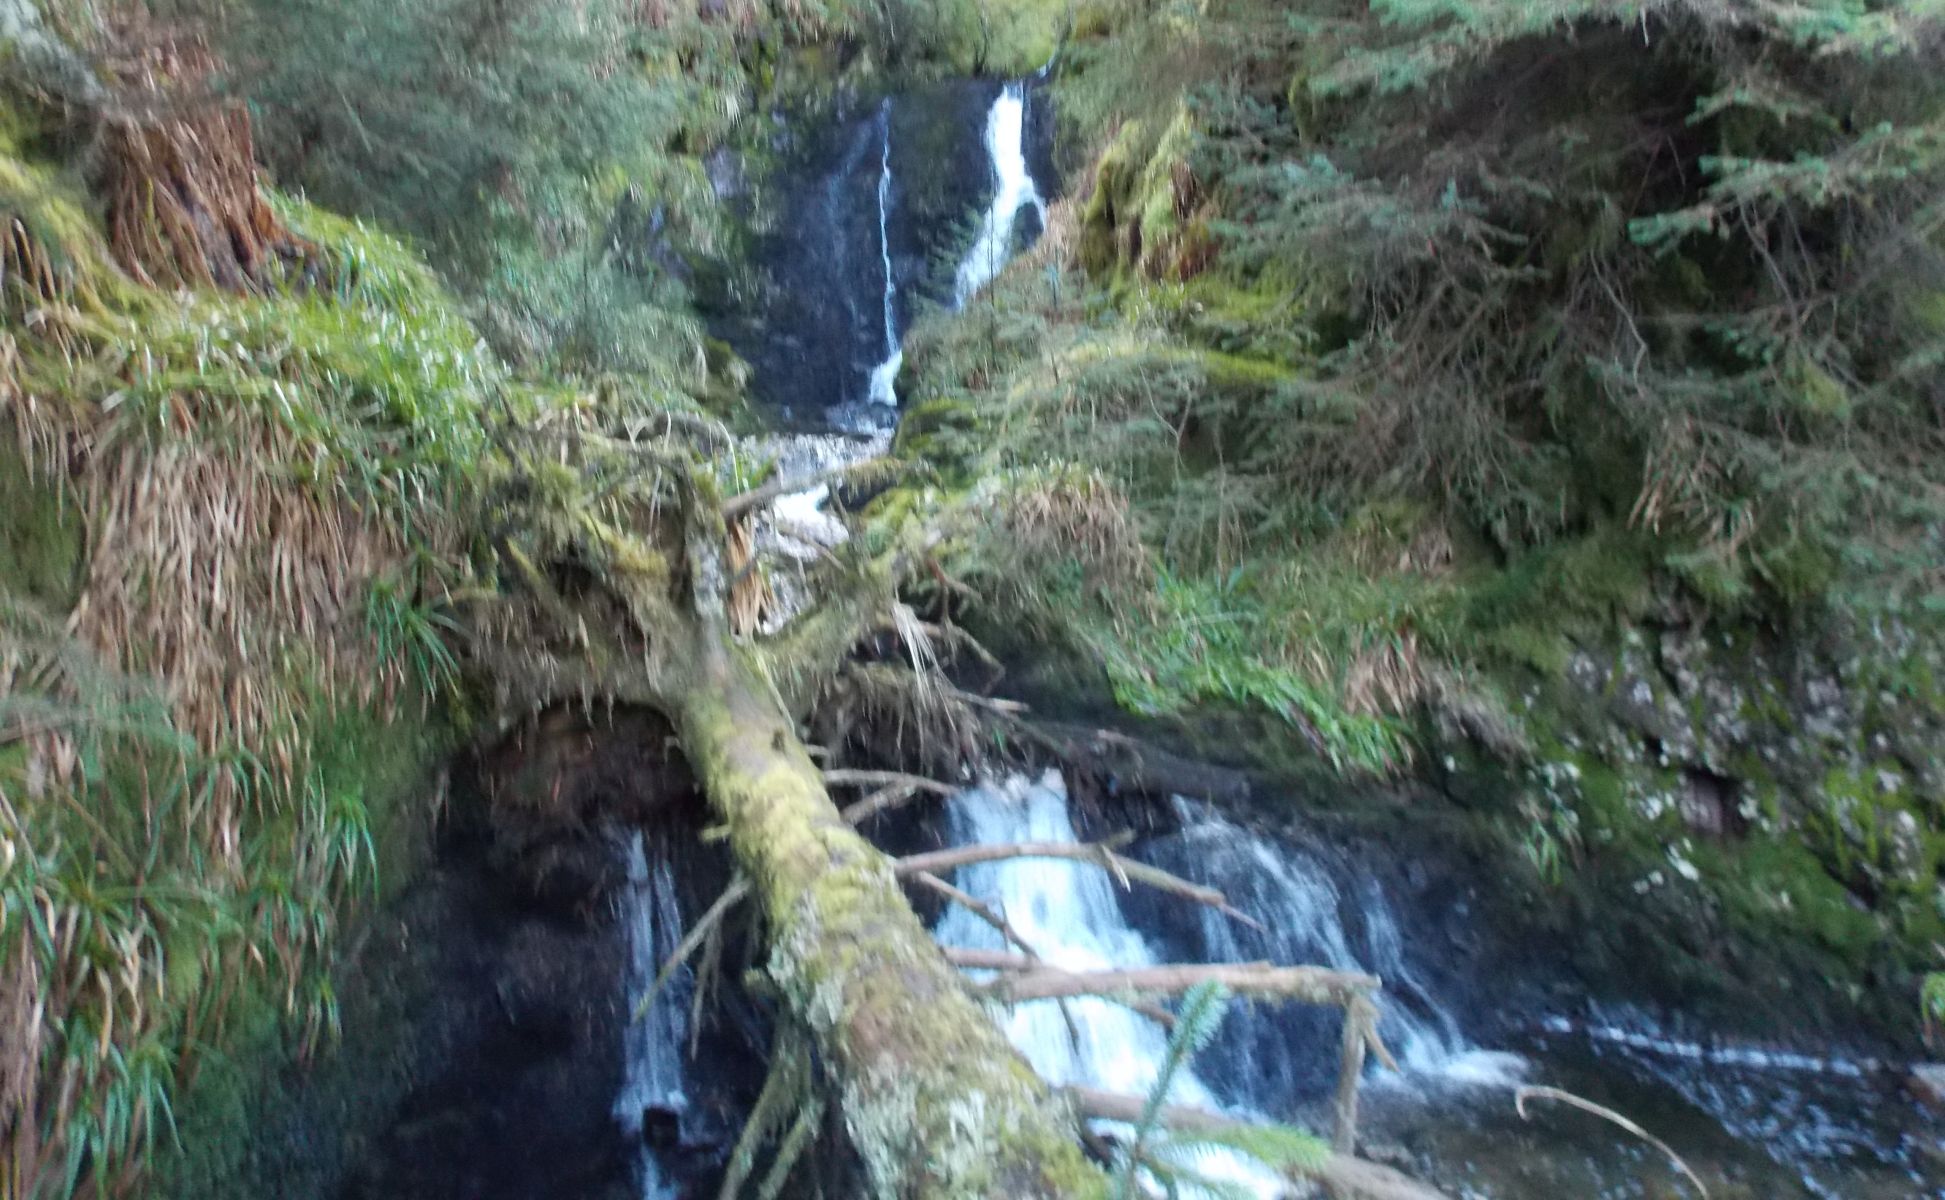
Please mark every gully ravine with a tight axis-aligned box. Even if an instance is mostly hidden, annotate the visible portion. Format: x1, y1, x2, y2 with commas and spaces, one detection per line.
274, 76, 1941, 1200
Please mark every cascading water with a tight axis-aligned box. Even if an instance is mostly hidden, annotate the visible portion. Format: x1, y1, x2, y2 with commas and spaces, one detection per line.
952, 81, 1048, 310
1131, 802, 1523, 1112
614, 834, 692, 1200
863, 101, 902, 417
934, 771, 1286, 1197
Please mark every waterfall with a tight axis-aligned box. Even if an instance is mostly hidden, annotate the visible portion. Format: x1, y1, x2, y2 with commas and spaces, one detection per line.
864, 101, 902, 415
1135, 802, 1524, 1111
952, 81, 1048, 309
935, 771, 1286, 1197
614, 834, 691, 1200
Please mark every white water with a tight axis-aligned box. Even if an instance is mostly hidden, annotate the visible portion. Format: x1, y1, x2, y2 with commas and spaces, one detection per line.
952, 82, 1048, 310
739, 430, 889, 632
864, 101, 903, 414
935, 771, 1286, 1197
1152, 802, 1523, 1091
615, 835, 689, 1200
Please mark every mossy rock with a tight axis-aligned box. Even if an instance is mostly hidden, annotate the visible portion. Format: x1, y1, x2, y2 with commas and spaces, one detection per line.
1076, 105, 1205, 281
0, 439, 85, 610
1079, 119, 1147, 276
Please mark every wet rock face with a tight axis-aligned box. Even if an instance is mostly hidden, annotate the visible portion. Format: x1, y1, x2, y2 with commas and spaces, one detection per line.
472, 708, 707, 916
702, 77, 1054, 428
196, 712, 764, 1200
339, 818, 759, 1200
1428, 609, 1945, 1042
338, 837, 637, 1200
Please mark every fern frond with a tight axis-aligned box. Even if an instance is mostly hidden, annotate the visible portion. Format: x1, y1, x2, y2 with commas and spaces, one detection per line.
1156, 1121, 1332, 1175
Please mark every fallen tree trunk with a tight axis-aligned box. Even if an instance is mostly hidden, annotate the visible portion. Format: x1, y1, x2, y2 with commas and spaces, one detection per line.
473, 431, 1446, 1199
1065, 1088, 1453, 1200
674, 644, 1109, 1198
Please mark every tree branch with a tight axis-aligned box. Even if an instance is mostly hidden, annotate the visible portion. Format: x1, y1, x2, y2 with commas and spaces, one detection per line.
941, 948, 1179, 1030
1516, 1086, 1710, 1198
827, 767, 959, 825
723, 465, 853, 521
637, 875, 751, 1017
1064, 1088, 1453, 1200
895, 841, 1263, 929
825, 768, 959, 794
944, 953, 1380, 1008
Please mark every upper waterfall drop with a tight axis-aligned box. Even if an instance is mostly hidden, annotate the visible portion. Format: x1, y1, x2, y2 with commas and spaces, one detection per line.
953, 81, 1048, 310
864, 101, 902, 414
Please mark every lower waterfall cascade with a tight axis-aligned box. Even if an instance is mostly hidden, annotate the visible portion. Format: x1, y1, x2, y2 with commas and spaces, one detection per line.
920, 770, 1941, 1199
615, 834, 695, 1200
933, 771, 1289, 1197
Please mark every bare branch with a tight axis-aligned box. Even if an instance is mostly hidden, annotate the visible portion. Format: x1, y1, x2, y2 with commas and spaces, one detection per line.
723, 465, 854, 521
894, 840, 1262, 928
913, 874, 1044, 961
940, 948, 1179, 1030
1516, 1086, 1710, 1198
1064, 1088, 1453, 1200
636, 875, 751, 1018
946, 954, 1379, 1008
827, 768, 959, 824
825, 768, 959, 794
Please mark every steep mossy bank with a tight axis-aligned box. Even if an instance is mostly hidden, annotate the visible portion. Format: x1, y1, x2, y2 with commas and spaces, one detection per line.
0, 113, 484, 1191
889, 0, 1945, 1044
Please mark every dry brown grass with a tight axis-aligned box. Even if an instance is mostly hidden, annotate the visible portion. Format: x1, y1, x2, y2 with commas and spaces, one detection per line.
994, 467, 1153, 605
0, 58, 453, 1190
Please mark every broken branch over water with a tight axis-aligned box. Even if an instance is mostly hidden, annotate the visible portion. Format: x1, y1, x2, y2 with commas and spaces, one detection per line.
943, 950, 1380, 1008
895, 839, 1263, 928
1516, 1085, 1710, 1198
1065, 1087, 1453, 1200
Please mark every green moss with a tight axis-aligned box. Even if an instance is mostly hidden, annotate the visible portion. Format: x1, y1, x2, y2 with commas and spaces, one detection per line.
1461, 524, 1658, 661
0, 440, 84, 610
1710, 838, 1885, 973
678, 658, 1109, 1197
1080, 120, 1147, 276
968, 0, 1069, 76
152, 706, 442, 1200
1132, 104, 1196, 276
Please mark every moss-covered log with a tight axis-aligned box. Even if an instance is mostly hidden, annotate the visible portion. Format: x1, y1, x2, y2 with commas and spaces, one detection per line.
674, 643, 1108, 1198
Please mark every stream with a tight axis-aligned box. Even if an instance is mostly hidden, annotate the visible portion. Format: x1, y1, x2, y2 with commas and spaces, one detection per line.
614, 73, 1945, 1200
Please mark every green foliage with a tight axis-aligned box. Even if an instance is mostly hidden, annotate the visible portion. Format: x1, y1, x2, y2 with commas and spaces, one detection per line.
200, 0, 717, 380
1085, 569, 1410, 774
362, 576, 462, 704
0, 113, 497, 1192
1116, 981, 1227, 1199
896, 0, 1945, 806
